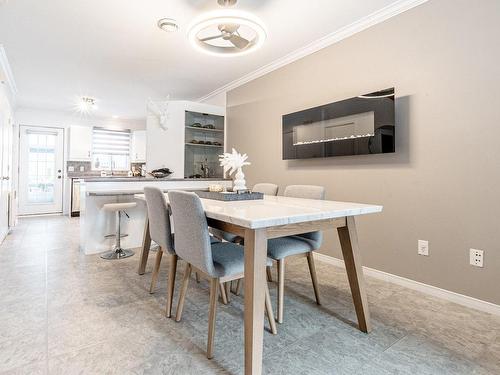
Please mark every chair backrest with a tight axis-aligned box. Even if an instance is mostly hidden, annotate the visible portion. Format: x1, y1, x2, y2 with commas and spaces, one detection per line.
284, 185, 325, 244
283, 185, 325, 200
143, 187, 174, 254
253, 183, 279, 196
168, 190, 216, 276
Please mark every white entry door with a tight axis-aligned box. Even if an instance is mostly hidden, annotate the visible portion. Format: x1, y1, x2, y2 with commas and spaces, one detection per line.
18, 126, 64, 215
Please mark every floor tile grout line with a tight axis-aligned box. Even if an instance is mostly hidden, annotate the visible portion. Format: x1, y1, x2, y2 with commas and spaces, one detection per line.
380, 334, 408, 354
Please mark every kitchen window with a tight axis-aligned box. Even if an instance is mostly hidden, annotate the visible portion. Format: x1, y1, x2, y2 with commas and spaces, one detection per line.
92, 127, 131, 171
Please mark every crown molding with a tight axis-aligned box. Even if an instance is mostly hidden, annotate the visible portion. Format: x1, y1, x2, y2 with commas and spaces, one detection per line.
198, 0, 429, 103
0, 44, 18, 104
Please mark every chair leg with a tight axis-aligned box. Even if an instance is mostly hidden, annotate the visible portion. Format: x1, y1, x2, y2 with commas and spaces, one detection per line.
266, 266, 273, 282
175, 263, 192, 322
234, 279, 242, 296
224, 282, 231, 303
219, 282, 228, 304
207, 278, 219, 359
195, 272, 200, 283
277, 258, 285, 324
165, 254, 178, 318
264, 283, 277, 335
149, 248, 163, 294
306, 252, 321, 305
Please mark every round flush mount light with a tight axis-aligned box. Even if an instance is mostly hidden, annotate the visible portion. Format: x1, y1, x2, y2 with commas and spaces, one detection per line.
157, 18, 179, 33
188, 11, 266, 57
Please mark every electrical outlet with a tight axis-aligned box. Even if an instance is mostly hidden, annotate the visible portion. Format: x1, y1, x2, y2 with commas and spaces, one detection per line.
418, 240, 429, 256
79, 166, 85, 172
470, 249, 484, 267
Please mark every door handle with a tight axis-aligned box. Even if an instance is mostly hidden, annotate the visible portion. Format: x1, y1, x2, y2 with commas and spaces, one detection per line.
2, 177, 9, 180
57, 176, 62, 179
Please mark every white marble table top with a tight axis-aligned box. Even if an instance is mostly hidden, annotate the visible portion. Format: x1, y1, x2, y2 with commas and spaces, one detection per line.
134, 193, 382, 229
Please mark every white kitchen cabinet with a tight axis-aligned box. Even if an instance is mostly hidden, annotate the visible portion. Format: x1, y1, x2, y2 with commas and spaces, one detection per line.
68, 125, 93, 161
131, 130, 146, 162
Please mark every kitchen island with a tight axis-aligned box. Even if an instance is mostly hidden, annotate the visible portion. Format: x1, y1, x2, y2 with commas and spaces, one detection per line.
79, 177, 231, 255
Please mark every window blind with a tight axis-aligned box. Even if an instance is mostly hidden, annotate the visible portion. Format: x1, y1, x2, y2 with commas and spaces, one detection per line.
92, 127, 131, 155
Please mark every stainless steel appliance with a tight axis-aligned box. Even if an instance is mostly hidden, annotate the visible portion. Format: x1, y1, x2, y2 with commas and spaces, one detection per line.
70, 178, 83, 217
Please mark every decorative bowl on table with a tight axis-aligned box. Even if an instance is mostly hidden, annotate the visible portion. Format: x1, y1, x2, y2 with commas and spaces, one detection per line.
149, 168, 173, 179
191, 123, 202, 128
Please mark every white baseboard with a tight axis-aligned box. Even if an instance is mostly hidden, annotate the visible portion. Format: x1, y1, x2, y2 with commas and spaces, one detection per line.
313, 252, 500, 316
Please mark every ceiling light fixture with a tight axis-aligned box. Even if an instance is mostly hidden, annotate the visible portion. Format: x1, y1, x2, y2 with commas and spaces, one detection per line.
157, 18, 179, 33
188, 0, 266, 57
74, 96, 98, 116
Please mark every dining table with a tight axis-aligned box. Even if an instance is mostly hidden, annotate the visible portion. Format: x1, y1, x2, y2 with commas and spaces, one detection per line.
134, 192, 383, 375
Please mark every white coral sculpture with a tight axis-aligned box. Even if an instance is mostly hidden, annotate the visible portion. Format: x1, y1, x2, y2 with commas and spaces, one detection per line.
219, 148, 251, 191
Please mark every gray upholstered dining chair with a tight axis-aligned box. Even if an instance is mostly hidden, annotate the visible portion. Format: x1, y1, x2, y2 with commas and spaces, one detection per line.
252, 182, 279, 196
210, 182, 279, 299
168, 190, 277, 359
267, 184, 325, 323
144, 187, 219, 313
143, 186, 177, 318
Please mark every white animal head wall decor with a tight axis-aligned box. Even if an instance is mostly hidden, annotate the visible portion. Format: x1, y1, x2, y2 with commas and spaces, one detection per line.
147, 97, 170, 130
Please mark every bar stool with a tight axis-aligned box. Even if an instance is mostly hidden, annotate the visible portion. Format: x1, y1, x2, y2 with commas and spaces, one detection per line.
100, 202, 137, 260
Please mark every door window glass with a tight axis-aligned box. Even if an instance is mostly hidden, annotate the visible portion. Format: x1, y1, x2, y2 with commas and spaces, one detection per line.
27, 132, 56, 204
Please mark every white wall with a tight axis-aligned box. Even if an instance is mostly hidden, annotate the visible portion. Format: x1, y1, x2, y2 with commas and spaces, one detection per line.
0, 83, 15, 235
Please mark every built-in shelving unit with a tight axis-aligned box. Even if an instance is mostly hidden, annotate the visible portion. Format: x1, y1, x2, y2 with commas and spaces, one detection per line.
184, 111, 224, 179
185, 126, 224, 133
185, 143, 224, 148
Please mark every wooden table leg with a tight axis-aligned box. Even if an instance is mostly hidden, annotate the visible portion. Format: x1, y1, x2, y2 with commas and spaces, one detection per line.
244, 228, 267, 375
137, 216, 151, 275
337, 216, 372, 333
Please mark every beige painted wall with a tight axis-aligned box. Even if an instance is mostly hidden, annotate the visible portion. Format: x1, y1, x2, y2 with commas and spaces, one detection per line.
226, 0, 500, 304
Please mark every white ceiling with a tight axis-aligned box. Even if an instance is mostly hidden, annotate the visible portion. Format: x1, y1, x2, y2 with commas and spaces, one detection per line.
0, 0, 402, 119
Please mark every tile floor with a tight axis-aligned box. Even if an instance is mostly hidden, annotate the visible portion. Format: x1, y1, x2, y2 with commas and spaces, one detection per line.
0, 215, 499, 374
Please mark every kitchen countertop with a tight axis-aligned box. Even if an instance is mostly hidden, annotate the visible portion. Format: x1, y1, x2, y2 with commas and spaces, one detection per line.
87, 188, 211, 196
81, 177, 231, 182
